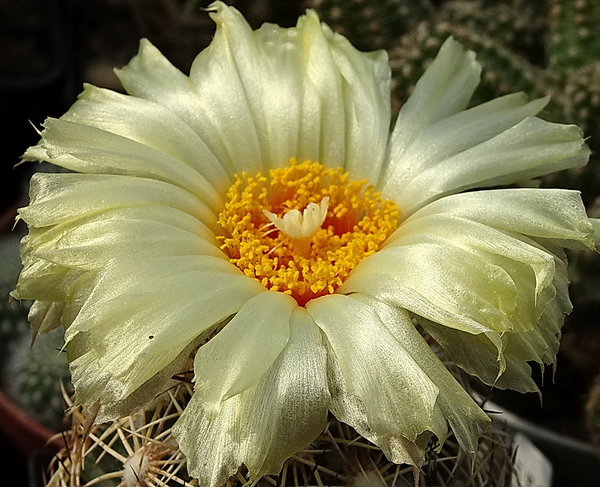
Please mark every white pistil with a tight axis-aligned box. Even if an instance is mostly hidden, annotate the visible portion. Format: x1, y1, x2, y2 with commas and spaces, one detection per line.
263, 197, 330, 240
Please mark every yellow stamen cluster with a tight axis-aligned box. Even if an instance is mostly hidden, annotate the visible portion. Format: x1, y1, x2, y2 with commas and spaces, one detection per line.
218, 159, 399, 306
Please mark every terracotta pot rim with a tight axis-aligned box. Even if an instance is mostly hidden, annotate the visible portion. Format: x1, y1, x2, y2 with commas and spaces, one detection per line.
0, 387, 64, 456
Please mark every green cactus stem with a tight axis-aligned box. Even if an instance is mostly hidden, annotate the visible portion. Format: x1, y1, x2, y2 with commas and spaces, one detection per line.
309, 0, 433, 52
547, 0, 600, 72
1, 232, 71, 431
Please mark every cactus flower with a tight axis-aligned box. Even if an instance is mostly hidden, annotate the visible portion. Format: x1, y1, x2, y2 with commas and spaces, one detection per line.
13, 2, 599, 486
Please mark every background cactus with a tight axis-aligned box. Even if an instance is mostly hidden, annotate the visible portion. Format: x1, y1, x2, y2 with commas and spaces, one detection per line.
0, 235, 30, 362
309, 0, 434, 52
2, 327, 72, 432
547, 0, 600, 72
0, 229, 71, 432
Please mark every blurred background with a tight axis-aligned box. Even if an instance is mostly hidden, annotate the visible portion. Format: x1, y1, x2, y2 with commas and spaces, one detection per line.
2, 1, 600, 486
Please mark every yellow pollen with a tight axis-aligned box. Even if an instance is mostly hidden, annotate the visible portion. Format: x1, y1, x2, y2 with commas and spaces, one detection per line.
218, 159, 399, 306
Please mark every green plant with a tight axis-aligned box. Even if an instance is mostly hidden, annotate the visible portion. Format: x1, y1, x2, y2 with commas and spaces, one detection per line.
0, 232, 71, 431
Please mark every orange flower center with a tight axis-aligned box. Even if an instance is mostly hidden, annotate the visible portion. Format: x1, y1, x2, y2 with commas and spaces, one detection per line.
218, 159, 399, 306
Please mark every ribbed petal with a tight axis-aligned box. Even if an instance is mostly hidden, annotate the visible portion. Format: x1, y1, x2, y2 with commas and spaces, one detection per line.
307, 294, 446, 445
58, 84, 231, 195
415, 244, 571, 393
306, 19, 391, 179
174, 307, 330, 487
192, 291, 296, 411
394, 118, 589, 215
29, 217, 222, 271
183, 5, 264, 176
80, 340, 196, 423
112, 36, 256, 176
66, 256, 264, 420
340, 241, 516, 338
417, 260, 563, 393
323, 340, 431, 466
18, 172, 216, 230
25, 217, 220, 273
411, 188, 596, 249
384, 216, 563, 344
25, 118, 223, 212
382, 36, 480, 187
239, 308, 330, 478
383, 92, 547, 197
116, 2, 390, 179
386, 213, 555, 300
357, 295, 490, 455
16, 254, 83, 303
420, 318, 538, 393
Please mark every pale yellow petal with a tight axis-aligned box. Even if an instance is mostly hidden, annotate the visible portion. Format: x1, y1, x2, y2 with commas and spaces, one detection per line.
307, 294, 444, 442
192, 291, 296, 410
174, 307, 330, 487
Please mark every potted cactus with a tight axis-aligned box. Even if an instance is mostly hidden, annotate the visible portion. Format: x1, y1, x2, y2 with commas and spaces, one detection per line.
8, 2, 600, 487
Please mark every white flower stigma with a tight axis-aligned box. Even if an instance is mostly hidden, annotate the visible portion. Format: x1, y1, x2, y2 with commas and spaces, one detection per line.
263, 197, 330, 240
